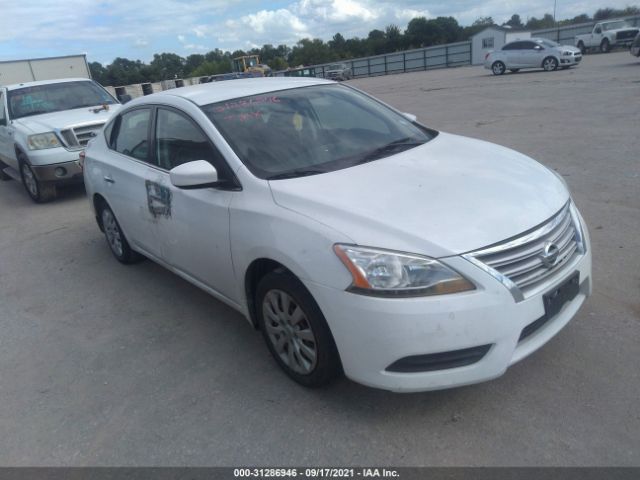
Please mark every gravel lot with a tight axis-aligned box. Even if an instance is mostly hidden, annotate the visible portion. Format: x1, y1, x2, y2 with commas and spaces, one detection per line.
0, 51, 638, 466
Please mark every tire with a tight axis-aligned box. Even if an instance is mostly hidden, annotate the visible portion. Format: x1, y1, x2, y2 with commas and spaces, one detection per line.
256, 271, 341, 387
98, 203, 143, 264
0, 161, 11, 181
542, 56, 559, 72
19, 157, 56, 203
600, 38, 610, 53
509, 69, 520, 73
491, 61, 506, 75
577, 41, 586, 54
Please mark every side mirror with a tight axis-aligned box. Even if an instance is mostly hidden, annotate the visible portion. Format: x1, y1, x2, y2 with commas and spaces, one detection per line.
402, 112, 417, 122
595, 28, 601, 34
534, 45, 543, 50
170, 160, 218, 189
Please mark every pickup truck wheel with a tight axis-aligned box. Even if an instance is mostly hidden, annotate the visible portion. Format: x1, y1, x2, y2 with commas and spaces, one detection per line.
20, 160, 56, 203
0, 161, 11, 181
600, 38, 610, 53
542, 56, 559, 72
99, 204, 143, 264
491, 61, 506, 75
577, 41, 586, 54
256, 271, 341, 387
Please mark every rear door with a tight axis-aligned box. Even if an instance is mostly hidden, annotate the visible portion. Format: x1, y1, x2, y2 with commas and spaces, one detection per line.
151, 106, 239, 302
0, 90, 15, 167
502, 42, 522, 67
101, 106, 163, 258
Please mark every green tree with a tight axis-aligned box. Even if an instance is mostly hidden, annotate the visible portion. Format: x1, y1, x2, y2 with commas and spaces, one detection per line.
505, 14, 524, 28
150, 52, 185, 79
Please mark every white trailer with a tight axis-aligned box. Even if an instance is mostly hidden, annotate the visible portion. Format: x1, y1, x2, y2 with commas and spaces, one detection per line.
0, 54, 91, 85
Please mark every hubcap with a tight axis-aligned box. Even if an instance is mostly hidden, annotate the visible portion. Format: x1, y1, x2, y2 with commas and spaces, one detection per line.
262, 289, 317, 375
102, 209, 124, 257
544, 59, 555, 71
493, 63, 503, 74
22, 164, 38, 197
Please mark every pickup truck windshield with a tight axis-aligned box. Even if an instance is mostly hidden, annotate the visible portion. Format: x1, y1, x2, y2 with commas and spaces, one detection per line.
202, 84, 436, 180
8, 81, 117, 120
602, 21, 631, 31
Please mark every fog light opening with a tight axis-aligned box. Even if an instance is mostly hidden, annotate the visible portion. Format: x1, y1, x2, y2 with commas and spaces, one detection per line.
54, 167, 67, 177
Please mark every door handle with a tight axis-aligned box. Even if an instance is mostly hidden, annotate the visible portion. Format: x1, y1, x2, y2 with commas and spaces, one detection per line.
103, 176, 115, 184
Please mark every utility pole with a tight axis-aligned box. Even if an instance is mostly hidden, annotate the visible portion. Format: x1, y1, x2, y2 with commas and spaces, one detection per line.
554, 0, 560, 41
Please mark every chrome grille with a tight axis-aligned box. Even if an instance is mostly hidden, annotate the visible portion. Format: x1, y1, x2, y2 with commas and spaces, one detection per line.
60, 122, 105, 149
465, 202, 584, 299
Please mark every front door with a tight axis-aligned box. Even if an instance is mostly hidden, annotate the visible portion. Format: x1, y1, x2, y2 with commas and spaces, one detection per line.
151, 106, 238, 302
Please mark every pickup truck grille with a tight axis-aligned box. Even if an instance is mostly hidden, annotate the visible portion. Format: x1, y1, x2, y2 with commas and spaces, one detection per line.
465, 202, 584, 299
616, 29, 639, 41
60, 122, 105, 149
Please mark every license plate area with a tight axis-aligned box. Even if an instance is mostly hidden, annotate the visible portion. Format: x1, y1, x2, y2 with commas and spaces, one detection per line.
543, 272, 580, 319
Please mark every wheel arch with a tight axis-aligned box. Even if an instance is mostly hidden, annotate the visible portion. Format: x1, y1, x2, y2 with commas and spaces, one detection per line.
93, 193, 110, 232
244, 258, 296, 329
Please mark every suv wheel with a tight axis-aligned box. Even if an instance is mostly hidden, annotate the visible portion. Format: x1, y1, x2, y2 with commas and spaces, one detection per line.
256, 271, 341, 387
600, 38, 610, 53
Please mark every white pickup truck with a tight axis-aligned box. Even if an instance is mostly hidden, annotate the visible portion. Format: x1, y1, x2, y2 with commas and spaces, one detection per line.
575, 20, 640, 53
0, 78, 121, 202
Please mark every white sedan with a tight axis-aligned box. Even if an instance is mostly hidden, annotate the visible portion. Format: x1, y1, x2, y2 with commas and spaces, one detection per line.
485, 38, 582, 75
83, 78, 591, 392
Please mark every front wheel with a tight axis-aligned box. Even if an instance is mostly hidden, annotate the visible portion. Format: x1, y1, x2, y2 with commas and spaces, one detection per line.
491, 61, 506, 75
600, 38, 610, 53
542, 56, 559, 72
20, 160, 56, 203
256, 271, 341, 387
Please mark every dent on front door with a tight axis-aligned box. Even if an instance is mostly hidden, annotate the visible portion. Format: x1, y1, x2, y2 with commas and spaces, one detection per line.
145, 180, 172, 218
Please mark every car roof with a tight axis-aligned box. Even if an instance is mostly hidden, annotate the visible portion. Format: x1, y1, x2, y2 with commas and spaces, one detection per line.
3, 77, 93, 91
148, 77, 335, 106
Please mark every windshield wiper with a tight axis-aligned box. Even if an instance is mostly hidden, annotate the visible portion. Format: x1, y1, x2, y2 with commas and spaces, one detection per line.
267, 168, 327, 180
355, 137, 425, 165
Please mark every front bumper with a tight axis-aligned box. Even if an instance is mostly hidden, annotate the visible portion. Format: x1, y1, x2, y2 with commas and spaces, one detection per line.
26, 148, 84, 184
560, 54, 582, 66
306, 230, 592, 393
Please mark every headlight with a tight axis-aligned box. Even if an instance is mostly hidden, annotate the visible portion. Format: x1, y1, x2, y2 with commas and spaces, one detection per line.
333, 244, 475, 297
27, 132, 61, 150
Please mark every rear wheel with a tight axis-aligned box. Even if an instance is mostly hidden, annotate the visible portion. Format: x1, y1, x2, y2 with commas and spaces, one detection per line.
99, 203, 143, 264
600, 38, 610, 53
20, 158, 56, 203
491, 61, 506, 75
256, 271, 341, 387
542, 56, 558, 72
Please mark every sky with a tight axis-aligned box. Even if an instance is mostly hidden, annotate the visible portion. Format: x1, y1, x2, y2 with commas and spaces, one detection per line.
0, 0, 637, 64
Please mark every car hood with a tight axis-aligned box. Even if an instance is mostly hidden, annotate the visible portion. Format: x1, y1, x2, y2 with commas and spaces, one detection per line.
13, 104, 121, 134
269, 132, 569, 258
559, 45, 581, 53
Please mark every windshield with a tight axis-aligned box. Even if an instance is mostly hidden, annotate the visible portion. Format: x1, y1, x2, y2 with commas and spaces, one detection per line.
202, 84, 436, 180
7, 81, 117, 120
537, 39, 559, 48
602, 21, 631, 31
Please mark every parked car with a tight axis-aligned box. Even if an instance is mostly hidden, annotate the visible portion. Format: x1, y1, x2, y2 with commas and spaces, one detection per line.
325, 63, 352, 81
0, 78, 120, 202
84, 78, 591, 392
631, 32, 640, 57
485, 38, 582, 75
575, 20, 639, 53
